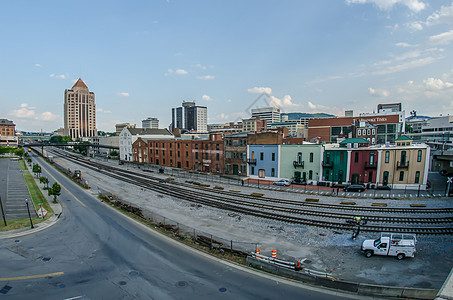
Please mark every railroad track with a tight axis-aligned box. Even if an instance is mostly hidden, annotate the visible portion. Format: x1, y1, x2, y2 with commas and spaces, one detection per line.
45, 148, 453, 235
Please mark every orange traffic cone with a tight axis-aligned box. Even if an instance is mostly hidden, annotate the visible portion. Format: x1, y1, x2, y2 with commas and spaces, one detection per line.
272, 249, 277, 259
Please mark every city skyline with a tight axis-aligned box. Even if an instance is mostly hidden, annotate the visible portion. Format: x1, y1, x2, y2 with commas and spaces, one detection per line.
2, 0, 453, 132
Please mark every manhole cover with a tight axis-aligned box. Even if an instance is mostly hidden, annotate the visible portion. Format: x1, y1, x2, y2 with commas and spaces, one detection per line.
42, 257, 51, 262
219, 287, 227, 293
119, 281, 127, 286
0, 285, 12, 294
14, 240, 20, 243
129, 271, 139, 277
177, 281, 187, 287
303, 259, 312, 264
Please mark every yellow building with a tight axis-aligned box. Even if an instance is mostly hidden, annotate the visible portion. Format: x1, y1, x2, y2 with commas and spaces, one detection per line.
377, 136, 430, 189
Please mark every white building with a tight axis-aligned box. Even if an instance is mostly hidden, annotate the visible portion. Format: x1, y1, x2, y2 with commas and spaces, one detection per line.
85, 136, 119, 157
119, 128, 174, 161
251, 107, 281, 128
142, 117, 159, 129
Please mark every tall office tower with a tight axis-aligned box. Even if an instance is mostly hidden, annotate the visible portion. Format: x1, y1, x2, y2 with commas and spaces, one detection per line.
251, 106, 281, 128
64, 78, 97, 140
142, 117, 159, 129
171, 101, 207, 133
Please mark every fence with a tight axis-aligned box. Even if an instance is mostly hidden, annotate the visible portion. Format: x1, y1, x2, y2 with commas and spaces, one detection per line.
122, 161, 449, 199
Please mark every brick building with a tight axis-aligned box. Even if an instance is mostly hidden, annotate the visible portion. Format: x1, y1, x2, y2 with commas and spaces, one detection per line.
0, 119, 17, 147
224, 133, 248, 176
308, 113, 404, 144
134, 133, 224, 173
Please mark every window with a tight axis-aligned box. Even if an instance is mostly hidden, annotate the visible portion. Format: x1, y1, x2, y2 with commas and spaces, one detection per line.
340, 152, 344, 163
216, 144, 219, 150
401, 151, 407, 164
195, 144, 198, 149
399, 171, 404, 181
260, 152, 264, 160
417, 150, 422, 162
271, 168, 275, 177
297, 152, 302, 163
186, 161, 189, 168
205, 153, 208, 160
251, 166, 255, 175
357, 129, 361, 136
272, 153, 275, 161
385, 151, 390, 163
415, 171, 420, 184
369, 152, 375, 164
195, 152, 198, 159
310, 152, 314, 163
354, 152, 359, 163
216, 153, 219, 161
309, 170, 313, 180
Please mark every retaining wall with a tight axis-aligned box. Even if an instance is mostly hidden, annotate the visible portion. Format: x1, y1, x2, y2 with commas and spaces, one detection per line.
247, 257, 438, 299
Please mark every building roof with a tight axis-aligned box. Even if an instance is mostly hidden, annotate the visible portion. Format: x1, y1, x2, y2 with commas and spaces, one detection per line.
128, 128, 173, 136
72, 78, 88, 89
396, 135, 413, 141
339, 138, 370, 145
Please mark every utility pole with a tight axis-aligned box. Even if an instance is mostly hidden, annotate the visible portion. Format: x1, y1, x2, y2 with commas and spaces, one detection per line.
0, 196, 7, 226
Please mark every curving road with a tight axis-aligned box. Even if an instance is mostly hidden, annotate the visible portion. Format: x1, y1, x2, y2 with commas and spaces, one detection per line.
0, 153, 364, 299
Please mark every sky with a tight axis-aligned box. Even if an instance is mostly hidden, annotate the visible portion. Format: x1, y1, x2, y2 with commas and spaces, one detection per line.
1, 0, 452, 132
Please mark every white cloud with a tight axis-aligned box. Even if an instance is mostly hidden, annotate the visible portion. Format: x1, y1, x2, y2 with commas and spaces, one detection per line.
202, 94, 213, 101
247, 87, 272, 94
166, 68, 188, 76
426, 3, 453, 26
423, 78, 453, 90
345, 0, 426, 12
40, 112, 59, 121
429, 30, 453, 45
407, 21, 423, 31
35, 63, 42, 67
197, 75, 215, 80
270, 95, 298, 107
373, 56, 439, 75
97, 108, 112, 114
368, 87, 390, 97
117, 92, 130, 97
395, 42, 416, 47
10, 104, 36, 119
49, 74, 66, 79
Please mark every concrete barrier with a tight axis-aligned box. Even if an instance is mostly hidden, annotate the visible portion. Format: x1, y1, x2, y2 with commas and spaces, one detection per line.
247, 256, 439, 299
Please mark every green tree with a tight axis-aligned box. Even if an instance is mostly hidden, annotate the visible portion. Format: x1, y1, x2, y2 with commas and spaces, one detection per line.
49, 182, 61, 202
49, 135, 71, 143
32, 164, 42, 177
109, 150, 119, 157
14, 148, 24, 157
74, 141, 90, 155
39, 176, 49, 189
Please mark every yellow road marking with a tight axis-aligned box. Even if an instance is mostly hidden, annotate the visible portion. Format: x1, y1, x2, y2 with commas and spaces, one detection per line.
0, 271, 64, 281
38, 161, 87, 208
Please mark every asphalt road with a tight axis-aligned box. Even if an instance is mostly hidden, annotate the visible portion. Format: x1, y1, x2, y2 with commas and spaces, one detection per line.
0, 153, 361, 300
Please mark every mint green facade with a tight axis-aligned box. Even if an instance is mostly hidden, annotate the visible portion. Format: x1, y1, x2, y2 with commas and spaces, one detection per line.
279, 144, 323, 183
322, 149, 348, 184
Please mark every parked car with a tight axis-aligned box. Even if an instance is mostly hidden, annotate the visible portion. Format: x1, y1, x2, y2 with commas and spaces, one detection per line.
344, 184, 366, 192
273, 179, 291, 186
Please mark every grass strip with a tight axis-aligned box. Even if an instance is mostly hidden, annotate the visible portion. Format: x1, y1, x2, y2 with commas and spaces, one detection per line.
23, 173, 54, 218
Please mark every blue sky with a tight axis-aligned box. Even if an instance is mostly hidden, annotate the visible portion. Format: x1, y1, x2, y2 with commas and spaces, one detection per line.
1, 0, 452, 132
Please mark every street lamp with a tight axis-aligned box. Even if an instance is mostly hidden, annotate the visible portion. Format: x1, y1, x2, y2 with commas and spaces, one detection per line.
25, 198, 34, 229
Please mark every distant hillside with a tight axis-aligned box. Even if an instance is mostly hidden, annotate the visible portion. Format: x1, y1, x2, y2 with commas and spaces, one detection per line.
282, 112, 335, 120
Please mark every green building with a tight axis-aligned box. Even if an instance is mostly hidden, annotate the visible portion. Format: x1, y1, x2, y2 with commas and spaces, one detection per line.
279, 144, 323, 184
